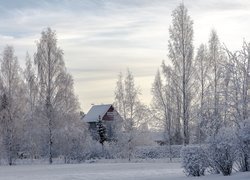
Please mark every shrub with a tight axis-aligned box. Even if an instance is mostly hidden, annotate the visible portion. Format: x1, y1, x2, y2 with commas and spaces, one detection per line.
235, 120, 250, 172
134, 145, 182, 159
105, 144, 182, 160
181, 145, 208, 176
206, 128, 237, 176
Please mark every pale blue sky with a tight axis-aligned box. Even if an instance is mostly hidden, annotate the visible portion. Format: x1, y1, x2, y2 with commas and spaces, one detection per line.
0, 0, 250, 112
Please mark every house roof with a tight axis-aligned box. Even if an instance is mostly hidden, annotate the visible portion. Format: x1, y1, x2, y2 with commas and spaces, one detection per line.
83, 104, 113, 123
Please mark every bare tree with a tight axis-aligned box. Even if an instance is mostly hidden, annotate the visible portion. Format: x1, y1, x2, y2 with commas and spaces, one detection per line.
151, 67, 175, 161
23, 52, 40, 159
34, 28, 85, 163
114, 69, 147, 161
224, 42, 250, 171
151, 70, 168, 132
168, 3, 194, 145
239, 42, 250, 122
194, 44, 210, 143
114, 72, 126, 120
207, 30, 224, 136
34, 28, 65, 164
0, 46, 25, 165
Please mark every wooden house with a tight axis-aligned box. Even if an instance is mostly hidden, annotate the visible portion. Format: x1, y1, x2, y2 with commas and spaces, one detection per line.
82, 104, 123, 140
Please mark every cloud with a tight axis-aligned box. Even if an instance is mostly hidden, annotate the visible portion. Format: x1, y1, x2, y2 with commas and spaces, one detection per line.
0, 0, 249, 111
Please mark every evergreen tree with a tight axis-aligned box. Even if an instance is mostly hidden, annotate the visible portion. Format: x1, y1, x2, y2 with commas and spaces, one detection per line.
97, 115, 107, 146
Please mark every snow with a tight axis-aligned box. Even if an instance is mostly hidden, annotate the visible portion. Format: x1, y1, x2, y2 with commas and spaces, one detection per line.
0, 162, 249, 180
83, 104, 112, 122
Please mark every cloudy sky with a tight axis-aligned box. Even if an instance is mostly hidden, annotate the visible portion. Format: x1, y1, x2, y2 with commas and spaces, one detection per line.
0, 0, 250, 112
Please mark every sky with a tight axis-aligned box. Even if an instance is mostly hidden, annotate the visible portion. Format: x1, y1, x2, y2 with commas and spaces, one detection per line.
0, 0, 250, 112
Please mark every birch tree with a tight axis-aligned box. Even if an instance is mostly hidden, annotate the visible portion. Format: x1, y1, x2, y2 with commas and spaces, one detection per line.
23, 52, 40, 159
34, 28, 65, 164
0, 46, 25, 165
34, 27, 86, 163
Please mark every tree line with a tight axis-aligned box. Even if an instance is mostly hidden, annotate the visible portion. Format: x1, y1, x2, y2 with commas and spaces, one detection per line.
114, 3, 249, 168
149, 3, 249, 146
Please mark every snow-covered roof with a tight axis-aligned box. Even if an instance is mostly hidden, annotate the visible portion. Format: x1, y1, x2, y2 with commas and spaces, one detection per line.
83, 104, 113, 123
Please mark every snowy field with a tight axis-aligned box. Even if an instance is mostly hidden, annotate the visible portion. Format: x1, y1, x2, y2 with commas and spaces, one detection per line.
0, 162, 249, 180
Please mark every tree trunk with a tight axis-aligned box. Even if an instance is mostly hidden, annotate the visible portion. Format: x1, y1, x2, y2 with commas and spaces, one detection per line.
47, 101, 53, 164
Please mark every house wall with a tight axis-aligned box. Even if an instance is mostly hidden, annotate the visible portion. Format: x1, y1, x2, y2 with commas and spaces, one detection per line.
102, 106, 114, 121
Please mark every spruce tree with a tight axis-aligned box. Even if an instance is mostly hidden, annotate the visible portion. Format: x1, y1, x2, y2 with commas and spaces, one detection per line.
97, 115, 107, 146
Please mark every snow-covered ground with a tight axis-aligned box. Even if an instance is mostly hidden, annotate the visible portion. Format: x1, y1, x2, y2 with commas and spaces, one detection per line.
0, 162, 249, 180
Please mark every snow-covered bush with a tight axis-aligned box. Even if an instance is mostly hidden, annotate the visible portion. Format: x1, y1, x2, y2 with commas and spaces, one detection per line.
105, 143, 182, 160
181, 145, 208, 176
104, 141, 125, 159
134, 145, 182, 159
235, 119, 250, 172
82, 136, 103, 160
206, 127, 237, 176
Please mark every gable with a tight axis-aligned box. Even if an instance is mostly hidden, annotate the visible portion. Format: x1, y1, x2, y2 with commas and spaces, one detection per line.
102, 105, 114, 121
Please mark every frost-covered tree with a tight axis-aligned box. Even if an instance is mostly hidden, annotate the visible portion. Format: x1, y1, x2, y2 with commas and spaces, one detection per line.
34, 28, 64, 164
34, 28, 85, 163
151, 67, 176, 161
206, 30, 225, 136
226, 42, 250, 125
23, 52, 40, 159
24, 53, 37, 118
0, 46, 26, 165
168, 3, 194, 145
161, 63, 183, 144
239, 42, 250, 123
151, 70, 168, 131
114, 72, 126, 120
194, 44, 210, 143
114, 69, 148, 160
235, 43, 250, 172
224, 42, 250, 171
